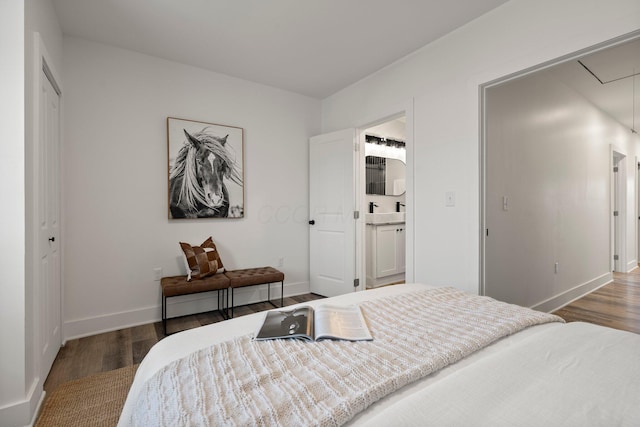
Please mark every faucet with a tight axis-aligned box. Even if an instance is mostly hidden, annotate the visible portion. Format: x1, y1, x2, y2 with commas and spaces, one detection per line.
396, 202, 405, 212
369, 202, 378, 213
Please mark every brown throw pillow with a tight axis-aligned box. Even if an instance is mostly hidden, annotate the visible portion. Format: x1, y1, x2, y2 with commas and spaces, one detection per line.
179, 237, 225, 281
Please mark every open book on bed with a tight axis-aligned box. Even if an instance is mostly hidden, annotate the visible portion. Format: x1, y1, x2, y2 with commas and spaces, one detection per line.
254, 305, 373, 342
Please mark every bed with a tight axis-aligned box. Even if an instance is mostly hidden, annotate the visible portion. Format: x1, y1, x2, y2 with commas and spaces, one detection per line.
118, 283, 640, 426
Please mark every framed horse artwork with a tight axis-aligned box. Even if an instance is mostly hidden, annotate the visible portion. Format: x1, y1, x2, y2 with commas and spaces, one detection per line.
167, 117, 244, 219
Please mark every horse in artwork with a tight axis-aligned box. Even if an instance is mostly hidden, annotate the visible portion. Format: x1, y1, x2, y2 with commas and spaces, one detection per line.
169, 128, 242, 218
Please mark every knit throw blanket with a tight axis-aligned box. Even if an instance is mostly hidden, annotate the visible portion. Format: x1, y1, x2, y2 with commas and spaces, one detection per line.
128, 287, 563, 426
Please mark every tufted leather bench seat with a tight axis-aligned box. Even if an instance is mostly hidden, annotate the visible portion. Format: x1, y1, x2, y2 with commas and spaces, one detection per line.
224, 266, 285, 317
161, 274, 230, 335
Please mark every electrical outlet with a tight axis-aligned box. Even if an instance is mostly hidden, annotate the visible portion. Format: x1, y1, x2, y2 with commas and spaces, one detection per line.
445, 191, 456, 207
278, 257, 284, 267
554, 262, 559, 274
153, 267, 162, 281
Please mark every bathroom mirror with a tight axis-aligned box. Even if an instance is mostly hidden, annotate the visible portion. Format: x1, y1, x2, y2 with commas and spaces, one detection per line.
365, 156, 406, 196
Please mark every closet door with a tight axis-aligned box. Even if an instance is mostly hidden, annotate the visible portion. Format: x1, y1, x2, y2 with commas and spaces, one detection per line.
38, 65, 62, 378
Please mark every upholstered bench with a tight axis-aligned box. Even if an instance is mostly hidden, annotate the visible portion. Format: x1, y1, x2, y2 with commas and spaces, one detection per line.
224, 266, 285, 317
161, 274, 230, 335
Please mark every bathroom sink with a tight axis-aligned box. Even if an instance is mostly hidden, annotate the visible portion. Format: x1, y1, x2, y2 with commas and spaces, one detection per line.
365, 212, 405, 224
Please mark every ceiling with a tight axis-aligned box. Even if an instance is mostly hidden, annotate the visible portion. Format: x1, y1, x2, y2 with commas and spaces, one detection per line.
51, 0, 509, 99
51, 1, 639, 131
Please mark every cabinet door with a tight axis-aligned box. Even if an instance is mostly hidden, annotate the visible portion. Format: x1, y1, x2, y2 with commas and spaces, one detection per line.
376, 225, 399, 277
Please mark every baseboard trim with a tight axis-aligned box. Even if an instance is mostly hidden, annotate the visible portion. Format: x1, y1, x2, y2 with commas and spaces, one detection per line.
532, 272, 612, 313
63, 281, 310, 341
0, 377, 43, 427
366, 273, 406, 289
63, 305, 159, 341
30, 388, 46, 427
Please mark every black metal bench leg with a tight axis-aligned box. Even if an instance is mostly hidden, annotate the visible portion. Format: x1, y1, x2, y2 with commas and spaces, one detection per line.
267, 281, 284, 309
218, 288, 229, 320
231, 288, 235, 318
216, 289, 221, 318
162, 294, 167, 336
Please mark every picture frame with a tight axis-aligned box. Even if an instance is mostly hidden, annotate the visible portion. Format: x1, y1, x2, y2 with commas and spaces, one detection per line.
167, 117, 244, 219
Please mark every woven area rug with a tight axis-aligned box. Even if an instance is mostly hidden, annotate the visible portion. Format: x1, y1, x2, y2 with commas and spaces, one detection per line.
36, 364, 138, 427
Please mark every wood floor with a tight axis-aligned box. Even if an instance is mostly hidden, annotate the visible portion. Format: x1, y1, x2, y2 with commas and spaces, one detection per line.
44, 270, 640, 393
552, 269, 640, 334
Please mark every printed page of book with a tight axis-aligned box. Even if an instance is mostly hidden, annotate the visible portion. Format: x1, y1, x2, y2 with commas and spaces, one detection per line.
314, 305, 373, 341
254, 306, 314, 340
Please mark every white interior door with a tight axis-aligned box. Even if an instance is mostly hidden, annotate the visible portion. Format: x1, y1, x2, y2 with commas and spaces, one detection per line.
309, 129, 357, 297
39, 67, 62, 377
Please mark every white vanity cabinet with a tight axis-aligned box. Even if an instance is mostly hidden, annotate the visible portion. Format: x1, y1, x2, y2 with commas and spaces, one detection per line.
366, 222, 405, 287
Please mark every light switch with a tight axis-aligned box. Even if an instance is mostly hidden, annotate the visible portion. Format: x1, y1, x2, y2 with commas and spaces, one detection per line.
445, 191, 455, 207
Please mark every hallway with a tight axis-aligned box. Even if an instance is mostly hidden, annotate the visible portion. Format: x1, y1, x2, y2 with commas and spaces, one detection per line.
553, 268, 640, 334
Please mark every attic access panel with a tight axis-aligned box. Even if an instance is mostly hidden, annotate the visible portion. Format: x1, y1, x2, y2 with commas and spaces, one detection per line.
578, 39, 640, 84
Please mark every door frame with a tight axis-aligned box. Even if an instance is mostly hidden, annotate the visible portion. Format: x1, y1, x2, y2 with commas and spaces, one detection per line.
611, 147, 627, 272
354, 99, 415, 289
637, 157, 640, 268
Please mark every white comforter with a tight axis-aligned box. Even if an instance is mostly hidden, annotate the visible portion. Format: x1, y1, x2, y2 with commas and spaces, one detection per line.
357, 320, 640, 426
119, 283, 640, 426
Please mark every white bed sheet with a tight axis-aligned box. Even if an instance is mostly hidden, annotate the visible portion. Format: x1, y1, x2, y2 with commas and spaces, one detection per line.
119, 283, 639, 426
356, 320, 640, 426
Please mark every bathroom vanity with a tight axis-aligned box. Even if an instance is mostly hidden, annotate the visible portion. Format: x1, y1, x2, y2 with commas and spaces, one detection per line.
365, 213, 406, 288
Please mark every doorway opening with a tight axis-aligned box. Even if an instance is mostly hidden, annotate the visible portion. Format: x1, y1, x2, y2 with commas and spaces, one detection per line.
481, 32, 640, 309
309, 103, 414, 297
360, 115, 407, 289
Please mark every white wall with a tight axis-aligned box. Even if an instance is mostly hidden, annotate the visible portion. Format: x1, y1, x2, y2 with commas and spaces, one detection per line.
321, 0, 640, 296
62, 37, 321, 339
1, 0, 63, 424
0, 1, 26, 422
485, 70, 640, 310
